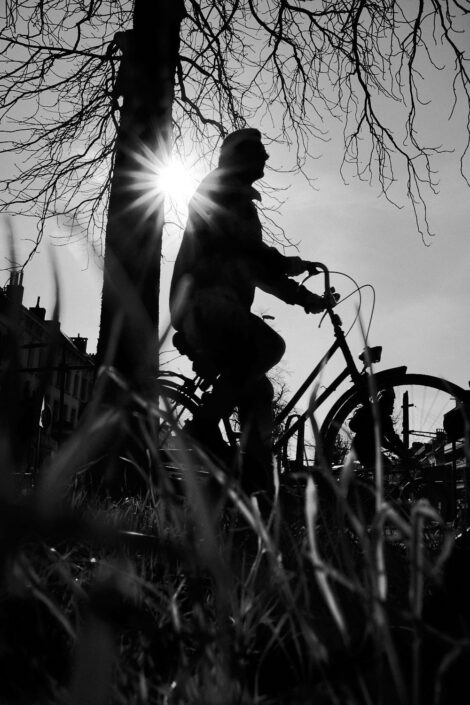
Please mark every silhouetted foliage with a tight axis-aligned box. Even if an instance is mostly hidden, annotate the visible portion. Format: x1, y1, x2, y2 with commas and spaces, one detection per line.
1, 1, 469, 248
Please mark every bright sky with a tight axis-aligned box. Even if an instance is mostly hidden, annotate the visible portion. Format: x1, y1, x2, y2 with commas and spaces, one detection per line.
2, 121, 468, 405
1, 9, 469, 403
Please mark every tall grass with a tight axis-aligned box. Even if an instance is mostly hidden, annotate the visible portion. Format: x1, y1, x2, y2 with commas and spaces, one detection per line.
0, 328, 469, 704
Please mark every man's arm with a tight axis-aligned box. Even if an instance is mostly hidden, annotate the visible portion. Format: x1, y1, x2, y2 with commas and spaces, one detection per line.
247, 243, 324, 310
257, 275, 325, 312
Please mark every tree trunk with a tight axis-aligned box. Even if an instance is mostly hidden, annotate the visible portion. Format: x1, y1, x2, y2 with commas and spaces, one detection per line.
96, 0, 186, 396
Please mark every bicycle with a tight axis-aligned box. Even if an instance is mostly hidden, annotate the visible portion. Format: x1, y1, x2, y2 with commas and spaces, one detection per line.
157, 262, 470, 524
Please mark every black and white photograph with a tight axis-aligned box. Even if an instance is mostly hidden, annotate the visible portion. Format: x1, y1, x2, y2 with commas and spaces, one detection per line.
0, 2, 469, 703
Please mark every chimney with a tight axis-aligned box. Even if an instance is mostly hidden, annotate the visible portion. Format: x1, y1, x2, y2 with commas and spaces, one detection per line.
5, 270, 24, 307
71, 334, 88, 354
29, 296, 46, 321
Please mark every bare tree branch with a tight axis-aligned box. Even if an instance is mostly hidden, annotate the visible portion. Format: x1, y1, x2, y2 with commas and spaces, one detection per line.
0, 0, 469, 262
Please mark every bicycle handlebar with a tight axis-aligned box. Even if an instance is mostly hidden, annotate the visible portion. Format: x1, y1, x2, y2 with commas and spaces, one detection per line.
303, 262, 342, 315
305, 261, 330, 289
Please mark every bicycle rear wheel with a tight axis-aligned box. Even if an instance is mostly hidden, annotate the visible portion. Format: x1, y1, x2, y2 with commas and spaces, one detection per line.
321, 373, 469, 519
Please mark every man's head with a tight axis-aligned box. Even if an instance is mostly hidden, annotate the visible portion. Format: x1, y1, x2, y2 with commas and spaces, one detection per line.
218, 128, 269, 183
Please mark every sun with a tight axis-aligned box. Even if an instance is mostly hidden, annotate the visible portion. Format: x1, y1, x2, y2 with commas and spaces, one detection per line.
156, 158, 200, 216
125, 145, 203, 226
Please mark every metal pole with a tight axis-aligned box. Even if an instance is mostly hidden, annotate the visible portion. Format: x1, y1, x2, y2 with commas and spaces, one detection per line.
401, 391, 413, 450
450, 440, 457, 521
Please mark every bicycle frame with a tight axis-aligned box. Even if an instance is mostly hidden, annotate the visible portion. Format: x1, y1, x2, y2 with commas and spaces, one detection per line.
159, 263, 469, 525
161, 262, 406, 465
272, 262, 403, 459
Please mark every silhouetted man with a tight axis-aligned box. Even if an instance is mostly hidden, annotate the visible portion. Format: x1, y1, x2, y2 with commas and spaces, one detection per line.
170, 128, 327, 495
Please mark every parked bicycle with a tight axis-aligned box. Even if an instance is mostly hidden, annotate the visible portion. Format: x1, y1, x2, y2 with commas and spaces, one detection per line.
157, 263, 469, 522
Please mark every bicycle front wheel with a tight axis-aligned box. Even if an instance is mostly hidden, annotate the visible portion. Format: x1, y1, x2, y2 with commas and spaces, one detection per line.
321, 372, 468, 480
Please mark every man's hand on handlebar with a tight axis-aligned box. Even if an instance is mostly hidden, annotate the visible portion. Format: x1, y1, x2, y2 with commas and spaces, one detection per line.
303, 287, 340, 315
286, 257, 322, 277
303, 292, 325, 314
291, 260, 340, 314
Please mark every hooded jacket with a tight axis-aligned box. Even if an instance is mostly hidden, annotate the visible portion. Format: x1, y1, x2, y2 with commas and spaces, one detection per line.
170, 167, 311, 330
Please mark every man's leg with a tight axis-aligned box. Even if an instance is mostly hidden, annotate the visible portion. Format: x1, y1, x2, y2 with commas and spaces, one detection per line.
203, 315, 285, 494
238, 375, 276, 495
182, 302, 286, 471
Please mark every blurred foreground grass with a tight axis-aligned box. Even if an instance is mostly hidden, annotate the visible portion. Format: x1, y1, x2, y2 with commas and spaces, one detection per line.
1, 362, 470, 705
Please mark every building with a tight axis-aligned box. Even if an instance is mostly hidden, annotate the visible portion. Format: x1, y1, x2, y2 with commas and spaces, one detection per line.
0, 271, 95, 470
